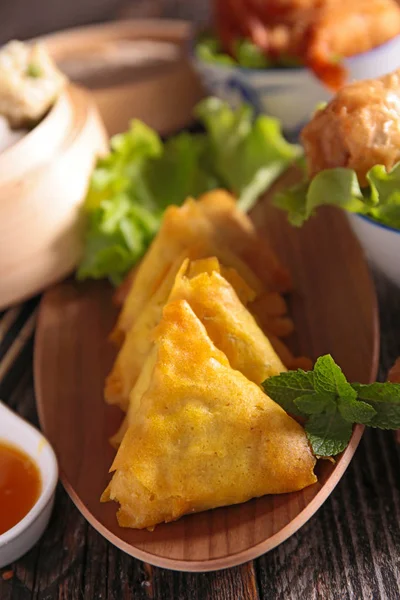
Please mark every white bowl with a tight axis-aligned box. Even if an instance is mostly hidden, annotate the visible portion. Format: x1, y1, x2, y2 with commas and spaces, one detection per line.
192, 34, 400, 135
0, 401, 58, 568
346, 213, 400, 286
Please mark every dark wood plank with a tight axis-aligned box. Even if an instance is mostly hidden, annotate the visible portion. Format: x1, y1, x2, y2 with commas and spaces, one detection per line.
2, 267, 400, 599
105, 557, 260, 600
256, 428, 400, 600
31, 485, 87, 600
106, 545, 152, 600
144, 563, 259, 600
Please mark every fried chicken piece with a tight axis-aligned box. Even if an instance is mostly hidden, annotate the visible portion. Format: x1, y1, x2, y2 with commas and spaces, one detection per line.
214, 0, 320, 57
307, 0, 400, 88
301, 69, 400, 186
213, 0, 400, 88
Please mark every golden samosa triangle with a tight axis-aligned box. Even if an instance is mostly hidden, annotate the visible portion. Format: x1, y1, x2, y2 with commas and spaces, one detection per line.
105, 256, 286, 414
107, 256, 289, 447
111, 190, 292, 344
102, 299, 316, 530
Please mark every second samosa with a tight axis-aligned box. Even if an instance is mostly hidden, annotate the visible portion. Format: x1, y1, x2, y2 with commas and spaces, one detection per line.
102, 300, 317, 530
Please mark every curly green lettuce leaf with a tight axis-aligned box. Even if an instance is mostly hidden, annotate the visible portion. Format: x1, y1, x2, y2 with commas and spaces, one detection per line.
78, 98, 300, 284
196, 97, 302, 212
195, 34, 302, 69
84, 120, 162, 213
195, 35, 236, 66
77, 195, 160, 285
143, 132, 219, 209
78, 125, 216, 284
274, 162, 400, 229
233, 39, 271, 69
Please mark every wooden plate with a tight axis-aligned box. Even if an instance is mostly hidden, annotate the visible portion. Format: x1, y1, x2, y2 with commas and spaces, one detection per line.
34, 173, 379, 572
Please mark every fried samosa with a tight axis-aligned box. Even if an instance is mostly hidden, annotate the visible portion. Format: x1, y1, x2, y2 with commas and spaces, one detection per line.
105, 254, 187, 412
105, 253, 257, 411
112, 190, 291, 343
101, 300, 316, 529
106, 256, 285, 414
168, 258, 287, 384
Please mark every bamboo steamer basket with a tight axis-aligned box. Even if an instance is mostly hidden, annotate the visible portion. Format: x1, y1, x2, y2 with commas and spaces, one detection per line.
0, 20, 204, 309
0, 84, 108, 309
41, 20, 205, 135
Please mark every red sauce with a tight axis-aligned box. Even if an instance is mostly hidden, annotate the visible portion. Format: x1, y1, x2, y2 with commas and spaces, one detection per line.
0, 441, 41, 535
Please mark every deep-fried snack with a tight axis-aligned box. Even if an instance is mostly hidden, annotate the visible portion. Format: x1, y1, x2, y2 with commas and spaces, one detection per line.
112, 190, 291, 344
306, 0, 400, 88
213, 0, 400, 88
105, 256, 285, 413
301, 69, 400, 185
102, 300, 316, 529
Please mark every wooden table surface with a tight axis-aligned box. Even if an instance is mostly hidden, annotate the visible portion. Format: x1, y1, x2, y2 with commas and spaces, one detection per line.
1, 270, 400, 600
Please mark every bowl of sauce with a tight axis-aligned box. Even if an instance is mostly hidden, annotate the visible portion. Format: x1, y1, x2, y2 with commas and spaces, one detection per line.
0, 442, 42, 535
0, 401, 58, 568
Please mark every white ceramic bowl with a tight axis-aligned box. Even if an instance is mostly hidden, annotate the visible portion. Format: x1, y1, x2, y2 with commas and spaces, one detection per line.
192, 34, 400, 135
0, 402, 58, 568
347, 213, 400, 286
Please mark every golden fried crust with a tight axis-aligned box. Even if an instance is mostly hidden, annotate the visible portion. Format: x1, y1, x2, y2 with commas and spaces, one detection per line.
112, 191, 290, 344
302, 69, 400, 185
307, 0, 400, 88
105, 256, 285, 413
105, 255, 189, 411
196, 190, 292, 291
214, 0, 400, 87
168, 263, 287, 384
102, 300, 316, 530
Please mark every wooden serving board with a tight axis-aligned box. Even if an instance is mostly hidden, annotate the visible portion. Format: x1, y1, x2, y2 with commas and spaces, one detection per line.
34, 172, 379, 571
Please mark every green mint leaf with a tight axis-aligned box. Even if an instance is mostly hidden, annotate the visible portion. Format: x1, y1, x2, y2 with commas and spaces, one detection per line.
337, 396, 376, 425
262, 370, 314, 417
264, 354, 400, 457
295, 392, 336, 415
305, 413, 352, 457
313, 355, 357, 401
352, 382, 400, 429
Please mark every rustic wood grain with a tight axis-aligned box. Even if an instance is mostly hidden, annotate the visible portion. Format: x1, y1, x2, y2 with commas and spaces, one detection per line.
1, 335, 400, 599
32, 180, 378, 571
1, 218, 400, 598
0, 5, 399, 598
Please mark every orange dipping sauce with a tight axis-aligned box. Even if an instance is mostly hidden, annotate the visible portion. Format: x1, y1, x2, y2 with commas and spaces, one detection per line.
0, 440, 41, 535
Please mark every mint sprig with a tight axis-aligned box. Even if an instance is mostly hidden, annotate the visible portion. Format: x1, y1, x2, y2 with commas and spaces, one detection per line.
352, 383, 400, 429
262, 355, 398, 457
